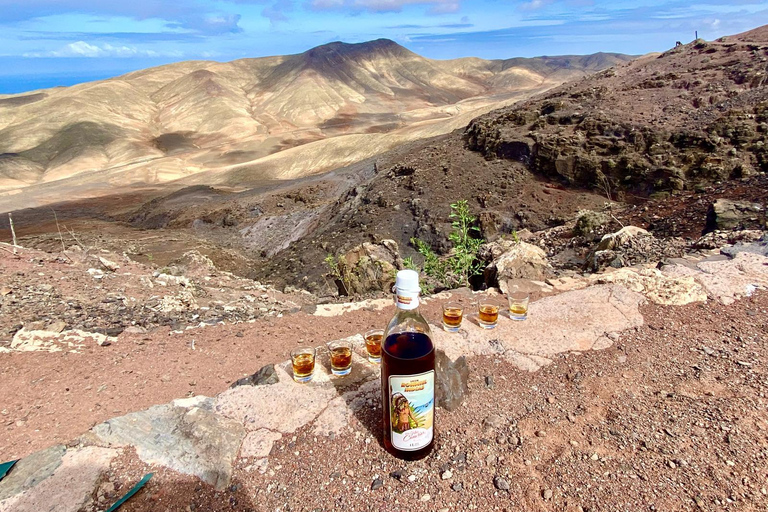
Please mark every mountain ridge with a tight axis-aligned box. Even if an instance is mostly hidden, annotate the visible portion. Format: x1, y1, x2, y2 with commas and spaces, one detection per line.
0, 39, 631, 210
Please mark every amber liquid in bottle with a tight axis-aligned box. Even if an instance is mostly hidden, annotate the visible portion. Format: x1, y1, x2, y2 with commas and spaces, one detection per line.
381, 331, 435, 459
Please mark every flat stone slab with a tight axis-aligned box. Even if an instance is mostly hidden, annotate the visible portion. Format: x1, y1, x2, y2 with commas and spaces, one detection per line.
0, 445, 66, 502
588, 267, 707, 306
433, 284, 645, 365
91, 398, 244, 490
0, 446, 116, 512
663, 252, 768, 305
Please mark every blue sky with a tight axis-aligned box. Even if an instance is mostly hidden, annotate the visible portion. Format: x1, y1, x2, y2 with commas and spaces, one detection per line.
1, 0, 767, 94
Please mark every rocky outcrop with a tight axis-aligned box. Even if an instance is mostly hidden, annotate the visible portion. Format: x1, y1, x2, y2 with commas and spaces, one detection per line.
463, 37, 768, 198
705, 199, 765, 232
481, 240, 552, 293
332, 240, 402, 295
586, 226, 686, 271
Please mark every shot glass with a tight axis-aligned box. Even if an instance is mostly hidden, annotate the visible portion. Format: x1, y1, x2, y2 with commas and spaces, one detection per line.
327, 339, 353, 376
508, 291, 530, 321
364, 329, 383, 363
477, 301, 500, 329
290, 346, 316, 383
442, 302, 464, 332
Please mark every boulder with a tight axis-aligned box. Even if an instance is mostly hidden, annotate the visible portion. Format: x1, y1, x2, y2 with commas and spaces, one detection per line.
596, 226, 650, 251
481, 240, 552, 293
91, 398, 245, 491
573, 210, 613, 237
720, 234, 768, 258
435, 350, 469, 412
586, 226, 685, 271
335, 240, 402, 295
230, 364, 279, 388
705, 199, 764, 232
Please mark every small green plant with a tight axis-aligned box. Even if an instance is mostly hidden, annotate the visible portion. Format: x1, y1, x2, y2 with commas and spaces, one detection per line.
402, 256, 418, 270
324, 254, 351, 294
448, 200, 485, 287
411, 237, 449, 286
410, 199, 485, 290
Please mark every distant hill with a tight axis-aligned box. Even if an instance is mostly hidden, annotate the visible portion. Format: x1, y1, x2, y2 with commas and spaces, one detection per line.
0, 39, 631, 208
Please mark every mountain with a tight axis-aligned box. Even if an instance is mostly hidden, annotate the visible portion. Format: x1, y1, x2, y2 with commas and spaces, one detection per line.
0, 39, 630, 210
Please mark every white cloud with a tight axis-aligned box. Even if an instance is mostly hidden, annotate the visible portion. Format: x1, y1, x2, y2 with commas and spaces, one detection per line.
23, 41, 183, 58
519, 0, 554, 11
310, 0, 462, 14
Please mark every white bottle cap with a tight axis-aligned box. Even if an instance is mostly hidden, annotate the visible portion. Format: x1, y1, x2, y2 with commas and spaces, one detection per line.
395, 269, 420, 310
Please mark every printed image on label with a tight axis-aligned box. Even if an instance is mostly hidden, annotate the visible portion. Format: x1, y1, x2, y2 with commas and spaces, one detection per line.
388, 370, 434, 451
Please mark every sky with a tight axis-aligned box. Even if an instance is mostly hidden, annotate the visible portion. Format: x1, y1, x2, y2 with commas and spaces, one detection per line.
1, 0, 767, 94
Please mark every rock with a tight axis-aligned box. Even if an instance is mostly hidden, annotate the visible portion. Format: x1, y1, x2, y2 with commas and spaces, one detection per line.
720, 234, 768, 258
483, 414, 506, 430
573, 210, 613, 236
485, 375, 495, 388
706, 199, 764, 232
493, 476, 510, 491
693, 229, 764, 250
91, 399, 245, 490
451, 482, 464, 492
371, 477, 384, 491
432, 284, 644, 360
239, 429, 282, 459
591, 267, 706, 306
98, 257, 119, 272
586, 226, 685, 272
481, 240, 552, 293
0, 447, 117, 512
334, 240, 403, 295
595, 226, 650, 252
215, 364, 337, 435
543, 489, 553, 500
441, 469, 453, 480
230, 364, 279, 388
0, 445, 66, 501
435, 350, 469, 412
10, 328, 116, 353
665, 251, 768, 305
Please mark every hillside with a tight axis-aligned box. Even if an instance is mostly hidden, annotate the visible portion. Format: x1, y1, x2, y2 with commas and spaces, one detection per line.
0, 40, 630, 210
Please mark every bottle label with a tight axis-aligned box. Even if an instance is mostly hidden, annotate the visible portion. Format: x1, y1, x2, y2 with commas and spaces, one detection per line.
388, 370, 434, 451
395, 290, 420, 310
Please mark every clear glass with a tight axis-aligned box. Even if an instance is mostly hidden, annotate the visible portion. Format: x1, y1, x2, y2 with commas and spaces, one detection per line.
442, 302, 463, 332
508, 291, 530, 321
364, 329, 383, 363
290, 346, 315, 383
477, 301, 500, 329
327, 339, 353, 376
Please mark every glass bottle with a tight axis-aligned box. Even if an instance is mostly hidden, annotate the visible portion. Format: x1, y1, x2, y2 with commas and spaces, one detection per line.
381, 269, 435, 460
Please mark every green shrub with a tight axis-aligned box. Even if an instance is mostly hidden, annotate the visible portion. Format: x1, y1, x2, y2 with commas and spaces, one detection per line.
411, 199, 485, 290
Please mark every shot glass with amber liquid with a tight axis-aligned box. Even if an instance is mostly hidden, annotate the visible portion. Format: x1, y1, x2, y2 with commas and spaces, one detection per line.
364, 329, 383, 363
442, 302, 463, 332
508, 291, 530, 321
290, 346, 316, 383
327, 339, 353, 376
478, 301, 500, 329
